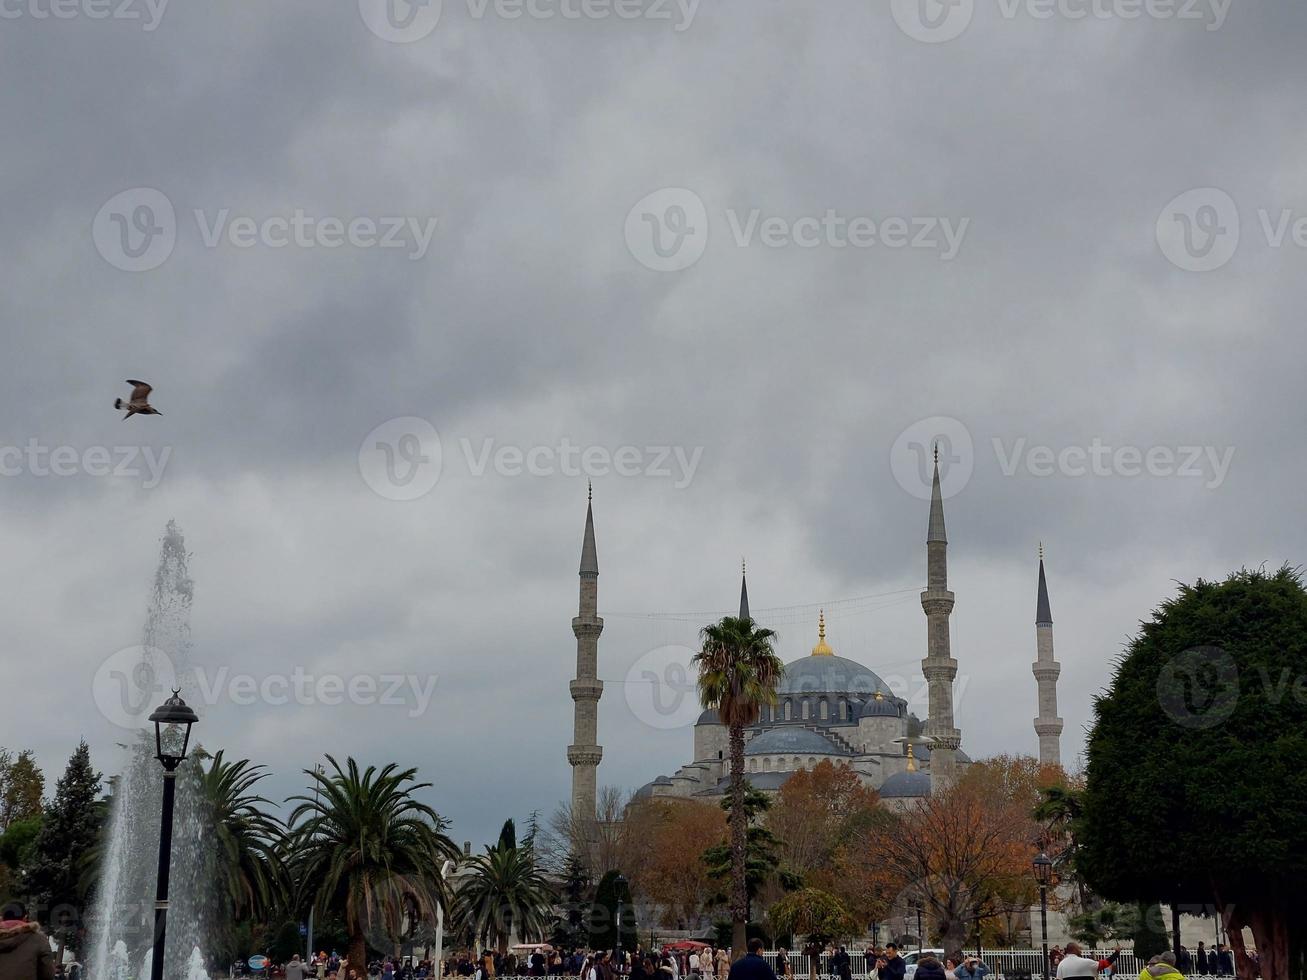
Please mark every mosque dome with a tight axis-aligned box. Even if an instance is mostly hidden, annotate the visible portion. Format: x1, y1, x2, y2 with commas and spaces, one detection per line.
744, 727, 848, 757
697, 707, 723, 726
878, 770, 932, 799
776, 613, 893, 697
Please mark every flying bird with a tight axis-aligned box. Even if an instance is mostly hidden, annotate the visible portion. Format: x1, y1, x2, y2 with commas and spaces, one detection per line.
115, 379, 162, 419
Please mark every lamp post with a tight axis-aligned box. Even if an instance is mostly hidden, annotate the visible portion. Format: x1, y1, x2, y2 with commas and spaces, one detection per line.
916, 905, 924, 955
147, 690, 198, 980
1033, 853, 1054, 980
614, 874, 628, 969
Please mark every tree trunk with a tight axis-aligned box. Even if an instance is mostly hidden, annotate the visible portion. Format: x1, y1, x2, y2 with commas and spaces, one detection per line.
729, 722, 748, 960
349, 931, 368, 977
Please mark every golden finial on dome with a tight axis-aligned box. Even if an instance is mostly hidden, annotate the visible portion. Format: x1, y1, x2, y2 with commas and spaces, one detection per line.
874, 689, 884, 701
905, 741, 918, 773
811, 609, 834, 657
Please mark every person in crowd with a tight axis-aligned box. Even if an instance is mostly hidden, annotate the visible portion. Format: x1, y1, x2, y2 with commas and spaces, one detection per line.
1055, 943, 1100, 980
1215, 946, 1233, 976
0, 902, 55, 980
955, 957, 988, 980
1176, 949, 1191, 974
943, 959, 958, 980
716, 949, 730, 980
726, 940, 776, 980
915, 956, 947, 980
1138, 953, 1184, 980
1050, 948, 1065, 972
1095, 945, 1125, 978
875, 945, 905, 980
832, 947, 852, 980
776, 949, 791, 980
287, 954, 310, 980
1194, 945, 1208, 976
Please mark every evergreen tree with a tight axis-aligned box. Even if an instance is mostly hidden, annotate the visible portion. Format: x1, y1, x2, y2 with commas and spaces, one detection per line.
588, 869, 637, 953
551, 854, 591, 949
24, 741, 102, 956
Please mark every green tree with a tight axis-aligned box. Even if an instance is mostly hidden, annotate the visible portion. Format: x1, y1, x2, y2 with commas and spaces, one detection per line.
551, 854, 591, 949
196, 750, 287, 955
701, 787, 796, 918
455, 829, 555, 954
694, 615, 784, 959
287, 756, 458, 976
1078, 568, 1307, 980
767, 889, 857, 980
0, 816, 42, 888
587, 869, 637, 953
23, 741, 102, 957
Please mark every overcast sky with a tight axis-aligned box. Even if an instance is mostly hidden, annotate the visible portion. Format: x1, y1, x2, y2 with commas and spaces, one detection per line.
2, 0, 1305, 849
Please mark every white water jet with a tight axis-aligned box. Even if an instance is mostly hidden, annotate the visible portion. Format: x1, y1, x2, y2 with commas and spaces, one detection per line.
88, 522, 213, 980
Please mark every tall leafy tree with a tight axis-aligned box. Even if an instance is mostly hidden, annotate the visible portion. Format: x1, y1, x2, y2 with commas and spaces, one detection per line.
23, 741, 102, 956
701, 787, 795, 920
767, 888, 858, 980
287, 756, 458, 976
551, 854, 592, 949
1078, 568, 1307, 980
693, 615, 784, 958
455, 831, 555, 953
0, 750, 45, 832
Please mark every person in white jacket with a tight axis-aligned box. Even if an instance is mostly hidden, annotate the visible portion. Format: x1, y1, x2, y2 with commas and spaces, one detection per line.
1054, 943, 1101, 980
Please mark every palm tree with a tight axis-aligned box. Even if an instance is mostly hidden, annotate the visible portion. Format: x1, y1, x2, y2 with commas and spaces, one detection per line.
196, 750, 288, 954
693, 614, 784, 959
287, 756, 458, 975
454, 824, 555, 953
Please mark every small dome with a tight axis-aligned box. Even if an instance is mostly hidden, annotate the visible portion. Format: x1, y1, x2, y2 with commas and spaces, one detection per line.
696, 707, 724, 726
858, 691, 901, 718
653, 775, 674, 785
879, 770, 932, 799
744, 727, 848, 757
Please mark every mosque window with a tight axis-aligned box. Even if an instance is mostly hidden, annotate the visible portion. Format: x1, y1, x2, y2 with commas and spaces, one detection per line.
808, 757, 816, 767
784, 700, 792, 721
802, 700, 810, 720
819, 699, 829, 720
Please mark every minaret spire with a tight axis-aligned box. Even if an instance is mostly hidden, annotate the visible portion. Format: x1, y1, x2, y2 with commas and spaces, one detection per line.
921, 451, 959, 793
738, 559, 750, 620
568, 487, 604, 824
1033, 545, 1063, 768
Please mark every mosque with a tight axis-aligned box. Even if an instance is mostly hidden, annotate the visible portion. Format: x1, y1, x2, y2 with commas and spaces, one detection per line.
565, 453, 1065, 815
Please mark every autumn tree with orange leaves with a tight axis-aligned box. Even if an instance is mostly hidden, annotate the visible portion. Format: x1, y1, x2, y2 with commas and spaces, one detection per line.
767, 761, 899, 929
862, 759, 1045, 958
622, 798, 728, 929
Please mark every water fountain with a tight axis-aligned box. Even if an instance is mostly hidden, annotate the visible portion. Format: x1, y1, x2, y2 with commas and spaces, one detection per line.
88, 521, 214, 980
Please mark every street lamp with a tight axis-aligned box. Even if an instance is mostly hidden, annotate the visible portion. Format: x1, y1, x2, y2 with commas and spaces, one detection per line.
1033, 853, 1054, 980
147, 690, 198, 980
614, 873, 628, 968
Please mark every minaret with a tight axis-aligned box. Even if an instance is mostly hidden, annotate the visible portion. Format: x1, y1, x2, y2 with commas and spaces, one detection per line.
568, 484, 604, 823
920, 445, 960, 792
739, 560, 750, 620
1032, 544, 1064, 768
